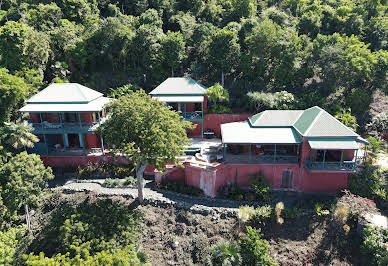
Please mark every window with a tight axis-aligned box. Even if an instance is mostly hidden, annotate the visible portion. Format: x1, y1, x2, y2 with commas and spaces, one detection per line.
281, 169, 293, 189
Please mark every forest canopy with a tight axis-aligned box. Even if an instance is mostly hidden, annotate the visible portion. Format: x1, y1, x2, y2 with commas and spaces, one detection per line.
0, 0, 387, 132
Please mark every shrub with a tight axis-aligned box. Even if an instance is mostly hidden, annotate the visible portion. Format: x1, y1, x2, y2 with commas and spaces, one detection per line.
239, 226, 275, 266
160, 180, 203, 196
207, 83, 230, 103
239, 205, 256, 224
207, 241, 241, 266
367, 137, 386, 162
24, 245, 148, 265
361, 226, 388, 266
0, 226, 25, 265
348, 166, 387, 211
249, 172, 272, 202
336, 191, 379, 222
78, 162, 134, 179
366, 113, 388, 137
250, 205, 273, 226
247, 91, 295, 112
207, 104, 233, 114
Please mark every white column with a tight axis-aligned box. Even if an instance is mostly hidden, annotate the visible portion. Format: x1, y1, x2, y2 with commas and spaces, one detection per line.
63, 134, 69, 147
79, 133, 84, 148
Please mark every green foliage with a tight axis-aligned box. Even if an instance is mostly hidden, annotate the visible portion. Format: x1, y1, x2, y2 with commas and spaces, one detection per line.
207, 104, 233, 114
367, 113, 388, 137
348, 166, 387, 211
367, 136, 386, 160
247, 91, 295, 112
0, 152, 54, 221
160, 31, 187, 76
159, 179, 203, 196
0, 121, 39, 154
335, 108, 358, 131
31, 196, 143, 259
239, 226, 275, 266
108, 84, 142, 98
249, 172, 272, 202
97, 90, 194, 171
361, 226, 388, 266
103, 176, 137, 188
0, 226, 25, 265
249, 205, 273, 226
0, 68, 33, 122
24, 244, 148, 265
208, 241, 241, 266
207, 83, 230, 103
78, 162, 134, 179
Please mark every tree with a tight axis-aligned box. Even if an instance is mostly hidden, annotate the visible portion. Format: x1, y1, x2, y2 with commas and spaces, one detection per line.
208, 29, 240, 86
0, 21, 50, 73
207, 83, 230, 103
335, 108, 358, 132
0, 68, 33, 122
0, 121, 39, 154
208, 241, 241, 266
0, 152, 54, 220
160, 31, 186, 77
97, 90, 194, 203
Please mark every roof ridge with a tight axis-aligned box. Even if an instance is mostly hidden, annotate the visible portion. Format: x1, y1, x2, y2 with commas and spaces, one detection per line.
303, 107, 323, 136
75, 83, 88, 101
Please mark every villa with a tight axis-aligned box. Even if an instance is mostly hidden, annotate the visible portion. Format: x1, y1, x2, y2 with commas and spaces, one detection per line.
21, 80, 369, 197
19, 83, 110, 166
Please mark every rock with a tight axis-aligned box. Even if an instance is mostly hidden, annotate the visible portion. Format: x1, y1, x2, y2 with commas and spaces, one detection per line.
171, 241, 179, 250
174, 223, 186, 235
358, 212, 388, 235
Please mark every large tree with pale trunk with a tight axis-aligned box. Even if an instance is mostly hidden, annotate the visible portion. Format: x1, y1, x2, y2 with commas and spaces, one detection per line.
97, 90, 194, 203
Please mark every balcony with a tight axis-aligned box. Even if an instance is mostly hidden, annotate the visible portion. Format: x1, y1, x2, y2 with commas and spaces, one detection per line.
28, 143, 104, 156
225, 154, 299, 164
30, 122, 100, 134
305, 159, 356, 171
179, 111, 203, 121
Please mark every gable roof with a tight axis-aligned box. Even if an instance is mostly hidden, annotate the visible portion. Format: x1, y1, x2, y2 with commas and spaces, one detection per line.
249, 110, 303, 127
149, 77, 207, 95
247, 106, 358, 138
27, 83, 103, 104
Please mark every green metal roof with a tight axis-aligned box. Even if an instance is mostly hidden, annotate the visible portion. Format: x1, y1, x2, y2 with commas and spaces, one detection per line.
27, 83, 103, 104
293, 106, 321, 134
149, 77, 207, 95
246, 106, 358, 138
249, 110, 303, 127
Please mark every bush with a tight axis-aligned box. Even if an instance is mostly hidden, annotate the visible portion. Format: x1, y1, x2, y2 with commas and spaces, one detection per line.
207, 104, 233, 114
207, 241, 241, 266
29, 196, 143, 259
336, 191, 379, 222
24, 245, 148, 265
249, 172, 272, 202
348, 166, 387, 211
207, 83, 230, 103
247, 91, 295, 112
78, 162, 134, 179
160, 180, 203, 196
250, 205, 273, 226
361, 226, 388, 266
239, 226, 275, 266
103, 176, 137, 188
366, 113, 388, 137
0, 226, 25, 265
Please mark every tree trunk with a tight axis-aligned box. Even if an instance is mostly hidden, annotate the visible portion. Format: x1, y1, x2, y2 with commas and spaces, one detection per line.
136, 162, 147, 204
171, 67, 174, 77
221, 71, 224, 87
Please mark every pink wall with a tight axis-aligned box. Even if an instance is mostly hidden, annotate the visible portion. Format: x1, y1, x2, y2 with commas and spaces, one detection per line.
187, 113, 252, 137
85, 133, 100, 148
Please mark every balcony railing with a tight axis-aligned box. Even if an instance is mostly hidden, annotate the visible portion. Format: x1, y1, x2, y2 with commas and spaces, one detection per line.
305, 159, 356, 171
28, 144, 104, 156
225, 154, 299, 164
179, 111, 203, 121
30, 121, 99, 134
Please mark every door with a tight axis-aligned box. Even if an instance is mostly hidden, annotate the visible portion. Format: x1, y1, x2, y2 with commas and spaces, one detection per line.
281, 169, 293, 189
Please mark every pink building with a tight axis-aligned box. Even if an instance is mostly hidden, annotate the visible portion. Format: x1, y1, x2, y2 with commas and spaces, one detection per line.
159, 106, 369, 197
19, 83, 110, 167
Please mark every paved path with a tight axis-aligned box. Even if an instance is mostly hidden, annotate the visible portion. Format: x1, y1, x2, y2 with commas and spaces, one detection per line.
53, 179, 245, 216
